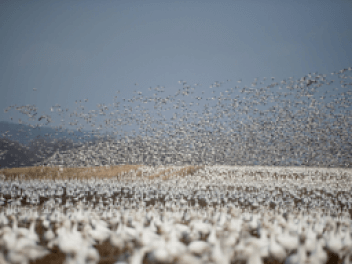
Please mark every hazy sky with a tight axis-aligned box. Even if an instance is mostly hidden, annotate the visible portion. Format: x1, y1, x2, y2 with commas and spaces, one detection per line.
1, 0, 351, 131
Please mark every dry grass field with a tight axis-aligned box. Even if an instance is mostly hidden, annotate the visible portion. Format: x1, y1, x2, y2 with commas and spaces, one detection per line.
0, 165, 205, 181
0, 165, 141, 180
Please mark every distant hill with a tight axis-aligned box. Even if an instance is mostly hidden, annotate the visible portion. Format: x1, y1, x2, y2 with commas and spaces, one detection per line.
0, 136, 84, 168
0, 121, 117, 168
0, 121, 88, 146
0, 137, 39, 168
0, 121, 92, 168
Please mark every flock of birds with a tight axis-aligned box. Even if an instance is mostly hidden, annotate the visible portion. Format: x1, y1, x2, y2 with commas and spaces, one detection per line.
0, 165, 351, 264
0, 67, 351, 263
1, 67, 351, 168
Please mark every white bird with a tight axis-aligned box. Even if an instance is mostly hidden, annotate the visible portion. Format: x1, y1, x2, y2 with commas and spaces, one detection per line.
57, 220, 82, 255
19, 244, 50, 263
257, 228, 270, 258
246, 239, 264, 264
342, 227, 352, 256
150, 246, 172, 263
277, 227, 299, 253
130, 245, 151, 264
211, 232, 232, 264
26, 219, 39, 243
165, 228, 187, 260
285, 243, 307, 264
44, 226, 55, 242
89, 220, 110, 244
304, 225, 317, 253
308, 239, 327, 264
269, 233, 286, 262
325, 223, 343, 258
188, 241, 210, 256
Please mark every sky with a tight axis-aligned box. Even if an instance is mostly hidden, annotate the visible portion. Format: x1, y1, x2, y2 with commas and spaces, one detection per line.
1, 0, 351, 135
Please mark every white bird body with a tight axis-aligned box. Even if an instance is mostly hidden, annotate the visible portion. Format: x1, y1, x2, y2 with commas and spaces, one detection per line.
7, 250, 29, 264
3, 229, 17, 250
285, 244, 307, 264
269, 233, 286, 262
89, 222, 110, 244
110, 231, 125, 250
13, 237, 36, 252
166, 229, 187, 259
191, 220, 211, 236
26, 220, 39, 243
74, 239, 99, 264
247, 241, 264, 264
153, 247, 172, 263
130, 246, 151, 264
325, 224, 343, 257
309, 239, 327, 264
277, 227, 299, 253
305, 229, 317, 253
20, 244, 49, 262
342, 228, 352, 256
44, 227, 55, 242
258, 228, 270, 258
211, 235, 232, 264
207, 224, 217, 245
234, 238, 261, 263
175, 223, 190, 237
188, 240, 210, 255
228, 218, 243, 233
57, 223, 83, 255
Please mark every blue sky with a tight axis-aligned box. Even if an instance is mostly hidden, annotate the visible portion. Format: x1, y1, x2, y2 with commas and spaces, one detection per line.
1, 0, 351, 134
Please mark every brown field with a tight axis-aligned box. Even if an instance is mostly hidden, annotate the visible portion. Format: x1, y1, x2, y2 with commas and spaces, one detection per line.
0, 165, 141, 181
0, 165, 204, 181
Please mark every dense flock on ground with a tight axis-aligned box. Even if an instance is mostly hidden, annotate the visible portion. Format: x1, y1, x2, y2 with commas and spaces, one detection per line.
0, 165, 352, 264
